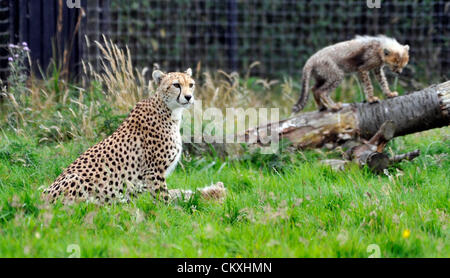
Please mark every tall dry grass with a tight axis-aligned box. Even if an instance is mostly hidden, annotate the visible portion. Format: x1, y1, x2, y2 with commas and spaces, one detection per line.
2, 35, 368, 144
81, 36, 298, 115
82, 35, 152, 113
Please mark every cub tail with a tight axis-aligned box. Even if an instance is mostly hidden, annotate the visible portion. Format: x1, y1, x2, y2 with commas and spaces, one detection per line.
292, 64, 312, 114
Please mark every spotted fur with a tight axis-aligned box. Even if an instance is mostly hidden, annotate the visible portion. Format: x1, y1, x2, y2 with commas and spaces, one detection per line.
292, 35, 410, 113
43, 69, 226, 205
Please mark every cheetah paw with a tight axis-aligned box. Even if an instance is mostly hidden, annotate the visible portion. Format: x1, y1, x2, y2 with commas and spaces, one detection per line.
368, 96, 380, 103
387, 91, 398, 98
330, 102, 343, 112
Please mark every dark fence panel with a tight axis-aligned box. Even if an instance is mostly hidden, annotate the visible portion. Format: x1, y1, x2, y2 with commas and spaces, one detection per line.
0, 0, 11, 80
82, 0, 449, 81
1, 0, 449, 81
0, 0, 85, 80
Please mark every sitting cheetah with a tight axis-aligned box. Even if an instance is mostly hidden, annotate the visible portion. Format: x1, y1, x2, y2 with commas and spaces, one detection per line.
43, 68, 226, 204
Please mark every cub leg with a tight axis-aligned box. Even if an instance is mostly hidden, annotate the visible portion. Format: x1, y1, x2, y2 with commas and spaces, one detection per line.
374, 67, 398, 98
312, 79, 326, 111
314, 62, 344, 112
316, 78, 343, 112
318, 81, 342, 112
358, 70, 379, 103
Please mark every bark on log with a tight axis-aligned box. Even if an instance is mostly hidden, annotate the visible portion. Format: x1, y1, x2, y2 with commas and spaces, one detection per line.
241, 81, 450, 149
346, 121, 395, 173
356, 81, 450, 139
390, 149, 421, 163
321, 149, 420, 172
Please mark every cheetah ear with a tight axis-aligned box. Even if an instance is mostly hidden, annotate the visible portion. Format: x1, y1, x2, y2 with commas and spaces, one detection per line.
152, 70, 166, 85
185, 68, 192, 77
404, 45, 410, 52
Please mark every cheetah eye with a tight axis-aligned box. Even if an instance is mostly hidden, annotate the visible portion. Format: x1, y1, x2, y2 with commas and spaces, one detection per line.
189, 83, 194, 88
173, 83, 181, 89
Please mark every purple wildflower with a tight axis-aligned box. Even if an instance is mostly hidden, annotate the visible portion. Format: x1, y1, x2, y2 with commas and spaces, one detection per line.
8, 57, 13, 62
8, 44, 17, 49
21, 42, 28, 47
23, 47, 30, 52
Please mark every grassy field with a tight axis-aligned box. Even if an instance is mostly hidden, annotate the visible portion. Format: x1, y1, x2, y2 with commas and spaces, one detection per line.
0, 124, 448, 257
0, 40, 448, 258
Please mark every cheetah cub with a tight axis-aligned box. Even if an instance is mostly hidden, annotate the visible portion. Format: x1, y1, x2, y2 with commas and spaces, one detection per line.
43, 68, 226, 205
292, 35, 409, 113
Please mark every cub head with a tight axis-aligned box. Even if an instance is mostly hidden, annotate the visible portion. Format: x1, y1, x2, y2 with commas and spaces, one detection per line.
383, 44, 409, 74
152, 68, 195, 110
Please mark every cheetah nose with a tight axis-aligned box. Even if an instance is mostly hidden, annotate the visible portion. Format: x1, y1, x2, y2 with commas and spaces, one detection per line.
185, 95, 192, 101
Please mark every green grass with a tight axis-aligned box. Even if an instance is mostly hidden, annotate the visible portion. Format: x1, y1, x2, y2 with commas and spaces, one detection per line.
0, 126, 448, 258
2, 34, 447, 258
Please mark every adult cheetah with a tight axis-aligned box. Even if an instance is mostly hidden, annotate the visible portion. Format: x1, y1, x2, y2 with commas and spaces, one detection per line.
43, 68, 225, 204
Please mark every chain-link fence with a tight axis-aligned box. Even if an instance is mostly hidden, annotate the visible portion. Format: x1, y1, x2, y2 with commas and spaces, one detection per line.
1, 1, 449, 81
82, 0, 449, 81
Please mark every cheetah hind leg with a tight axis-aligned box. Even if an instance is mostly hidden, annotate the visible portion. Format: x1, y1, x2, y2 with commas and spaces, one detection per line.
314, 67, 343, 112
318, 86, 343, 112
168, 182, 226, 202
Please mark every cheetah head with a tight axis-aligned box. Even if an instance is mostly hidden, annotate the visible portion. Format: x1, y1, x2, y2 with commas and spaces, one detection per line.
382, 44, 409, 74
152, 68, 195, 111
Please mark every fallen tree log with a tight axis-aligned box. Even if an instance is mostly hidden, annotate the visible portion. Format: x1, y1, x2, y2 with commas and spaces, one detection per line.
339, 121, 420, 173
241, 80, 450, 149
322, 120, 422, 172
321, 149, 420, 172
184, 81, 449, 167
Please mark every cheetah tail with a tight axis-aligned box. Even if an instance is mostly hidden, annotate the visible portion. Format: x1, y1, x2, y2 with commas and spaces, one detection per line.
292, 64, 312, 114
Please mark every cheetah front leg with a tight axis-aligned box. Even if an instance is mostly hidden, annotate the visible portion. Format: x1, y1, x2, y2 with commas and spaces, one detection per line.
142, 169, 170, 203
144, 170, 191, 203
358, 70, 379, 103
374, 67, 398, 98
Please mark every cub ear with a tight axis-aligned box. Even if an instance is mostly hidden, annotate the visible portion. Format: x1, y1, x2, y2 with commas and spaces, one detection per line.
185, 68, 192, 77
383, 48, 390, 56
152, 70, 166, 85
404, 45, 410, 51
